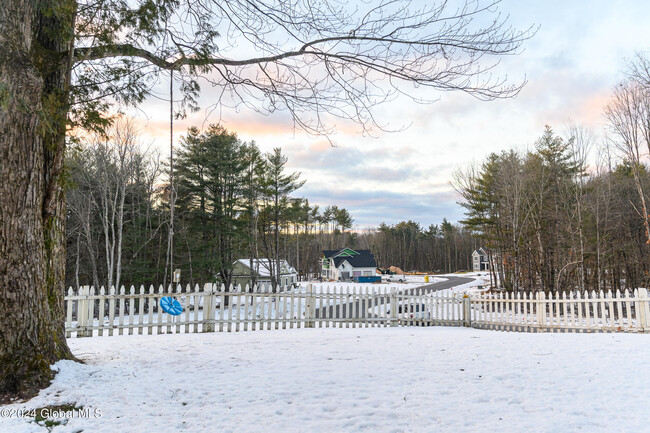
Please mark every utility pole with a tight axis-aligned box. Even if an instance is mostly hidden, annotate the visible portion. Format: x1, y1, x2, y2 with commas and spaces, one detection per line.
164, 70, 175, 288
170, 69, 175, 285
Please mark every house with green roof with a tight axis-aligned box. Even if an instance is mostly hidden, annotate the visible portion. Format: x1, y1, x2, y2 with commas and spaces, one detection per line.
321, 248, 378, 281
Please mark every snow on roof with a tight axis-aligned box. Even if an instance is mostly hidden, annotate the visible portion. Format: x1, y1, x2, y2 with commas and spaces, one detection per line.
234, 259, 296, 277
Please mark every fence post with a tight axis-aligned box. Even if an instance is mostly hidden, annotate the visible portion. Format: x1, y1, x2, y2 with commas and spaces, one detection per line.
463, 294, 471, 327
305, 283, 315, 328
389, 287, 398, 327
536, 291, 545, 331
636, 288, 650, 332
203, 283, 215, 332
76, 286, 86, 337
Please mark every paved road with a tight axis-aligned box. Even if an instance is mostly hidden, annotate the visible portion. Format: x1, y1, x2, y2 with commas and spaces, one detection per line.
314, 275, 474, 320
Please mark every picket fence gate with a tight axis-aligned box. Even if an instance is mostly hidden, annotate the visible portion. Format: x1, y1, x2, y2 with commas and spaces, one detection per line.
64, 284, 650, 338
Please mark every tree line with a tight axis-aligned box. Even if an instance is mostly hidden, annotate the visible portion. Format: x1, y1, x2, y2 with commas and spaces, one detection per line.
454, 55, 650, 292
351, 220, 479, 273
266, 218, 481, 280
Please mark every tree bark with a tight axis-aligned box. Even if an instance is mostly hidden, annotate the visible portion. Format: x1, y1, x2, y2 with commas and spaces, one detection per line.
0, 0, 75, 401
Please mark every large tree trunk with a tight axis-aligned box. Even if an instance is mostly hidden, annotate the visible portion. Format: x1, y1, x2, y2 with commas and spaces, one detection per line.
0, 0, 74, 401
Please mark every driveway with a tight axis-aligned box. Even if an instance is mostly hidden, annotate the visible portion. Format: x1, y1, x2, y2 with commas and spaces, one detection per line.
314, 275, 475, 320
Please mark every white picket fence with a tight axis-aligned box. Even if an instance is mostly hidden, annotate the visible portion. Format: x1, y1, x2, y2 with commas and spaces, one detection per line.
64, 284, 650, 338
64, 284, 464, 337
470, 289, 650, 333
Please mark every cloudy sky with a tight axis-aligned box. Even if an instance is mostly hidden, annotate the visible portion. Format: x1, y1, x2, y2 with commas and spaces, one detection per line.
134, 0, 650, 230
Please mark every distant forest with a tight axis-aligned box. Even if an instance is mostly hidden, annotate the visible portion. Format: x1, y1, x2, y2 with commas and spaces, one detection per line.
65, 121, 476, 290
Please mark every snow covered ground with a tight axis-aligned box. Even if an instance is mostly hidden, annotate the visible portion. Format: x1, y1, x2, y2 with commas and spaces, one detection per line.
3, 327, 650, 433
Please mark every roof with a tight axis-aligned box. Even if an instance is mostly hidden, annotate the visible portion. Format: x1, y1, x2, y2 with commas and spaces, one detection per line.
233, 259, 297, 277
473, 247, 489, 257
323, 248, 372, 259
333, 253, 377, 269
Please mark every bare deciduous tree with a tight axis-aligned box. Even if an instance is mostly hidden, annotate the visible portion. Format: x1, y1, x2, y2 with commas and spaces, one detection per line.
67, 118, 154, 290
605, 79, 650, 245
564, 124, 595, 292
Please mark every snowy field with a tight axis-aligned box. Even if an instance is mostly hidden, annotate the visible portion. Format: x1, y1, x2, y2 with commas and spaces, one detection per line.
3, 326, 650, 433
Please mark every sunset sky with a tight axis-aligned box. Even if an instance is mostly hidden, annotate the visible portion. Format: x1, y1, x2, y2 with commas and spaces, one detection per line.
133, 0, 650, 230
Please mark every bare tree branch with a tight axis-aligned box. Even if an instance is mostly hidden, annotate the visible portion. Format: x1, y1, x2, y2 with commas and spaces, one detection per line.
70, 0, 536, 136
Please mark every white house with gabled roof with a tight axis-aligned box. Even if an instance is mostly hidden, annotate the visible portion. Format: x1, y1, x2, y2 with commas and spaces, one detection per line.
321, 247, 378, 281
471, 247, 490, 272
